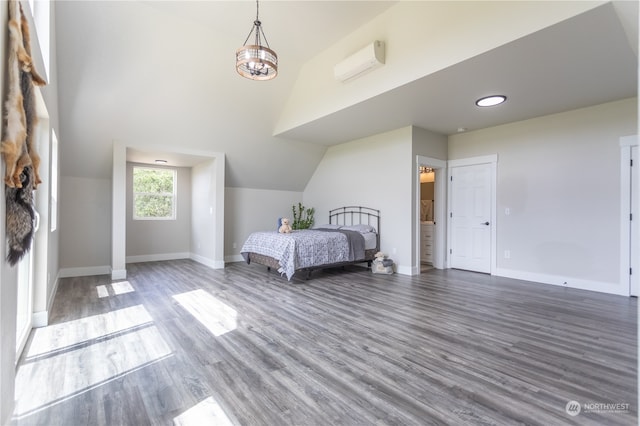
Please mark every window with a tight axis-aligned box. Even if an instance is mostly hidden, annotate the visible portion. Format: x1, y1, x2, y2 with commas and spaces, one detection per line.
133, 167, 176, 220
28, 0, 51, 81
50, 129, 58, 231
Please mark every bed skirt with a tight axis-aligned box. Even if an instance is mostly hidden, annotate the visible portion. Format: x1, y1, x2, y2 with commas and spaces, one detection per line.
245, 249, 377, 279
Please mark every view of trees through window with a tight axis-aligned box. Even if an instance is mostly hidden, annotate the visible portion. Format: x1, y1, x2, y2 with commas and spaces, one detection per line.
133, 167, 176, 219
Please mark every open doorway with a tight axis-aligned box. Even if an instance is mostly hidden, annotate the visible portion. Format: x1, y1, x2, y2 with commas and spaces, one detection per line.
419, 166, 435, 272
112, 144, 226, 280
416, 156, 446, 273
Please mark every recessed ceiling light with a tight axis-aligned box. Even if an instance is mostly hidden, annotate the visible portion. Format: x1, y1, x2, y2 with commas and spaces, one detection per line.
155, 159, 167, 164
457, 127, 467, 132
476, 95, 507, 107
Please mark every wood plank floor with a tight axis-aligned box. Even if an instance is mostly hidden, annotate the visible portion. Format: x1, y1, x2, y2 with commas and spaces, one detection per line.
12, 260, 637, 425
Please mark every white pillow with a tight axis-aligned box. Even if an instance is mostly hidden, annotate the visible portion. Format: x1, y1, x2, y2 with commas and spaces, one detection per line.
341, 224, 376, 233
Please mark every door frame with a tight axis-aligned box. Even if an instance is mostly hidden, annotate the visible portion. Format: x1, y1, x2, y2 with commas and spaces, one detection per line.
415, 156, 446, 271
15, 249, 33, 361
619, 135, 638, 296
447, 154, 497, 274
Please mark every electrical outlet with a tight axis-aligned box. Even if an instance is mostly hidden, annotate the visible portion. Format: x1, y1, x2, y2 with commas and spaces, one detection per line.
232, 242, 237, 249
504, 250, 511, 259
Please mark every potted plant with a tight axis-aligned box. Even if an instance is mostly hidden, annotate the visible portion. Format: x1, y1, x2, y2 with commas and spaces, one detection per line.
292, 202, 315, 230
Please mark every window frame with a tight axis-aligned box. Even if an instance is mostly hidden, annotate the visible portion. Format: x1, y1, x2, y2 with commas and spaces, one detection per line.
132, 166, 177, 221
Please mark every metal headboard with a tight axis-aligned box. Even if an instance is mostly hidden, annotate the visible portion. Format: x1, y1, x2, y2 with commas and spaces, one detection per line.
329, 206, 380, 248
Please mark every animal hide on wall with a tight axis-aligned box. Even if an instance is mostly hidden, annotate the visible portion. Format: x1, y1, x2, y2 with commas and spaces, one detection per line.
1, 0, 46, 265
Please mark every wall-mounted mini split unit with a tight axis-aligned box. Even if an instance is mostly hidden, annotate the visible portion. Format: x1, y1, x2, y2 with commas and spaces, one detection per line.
334, 40, 385, 82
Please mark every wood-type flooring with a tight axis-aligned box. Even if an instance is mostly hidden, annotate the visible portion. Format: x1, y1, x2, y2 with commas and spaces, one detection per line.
12, 260, 637, 425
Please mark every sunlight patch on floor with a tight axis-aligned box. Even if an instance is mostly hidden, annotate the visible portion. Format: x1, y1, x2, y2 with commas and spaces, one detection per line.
25, 305, 154, 359
173, 396, 234, 426
96, 280, 135, 298
96, 285, 109, 298
112, 280, 135, 295
172, 290, 237, 337
14, 324, 173, 418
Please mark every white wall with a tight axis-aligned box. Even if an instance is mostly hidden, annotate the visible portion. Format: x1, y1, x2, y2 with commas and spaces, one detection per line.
448, 97, 638, 295
224, 187, 302, 262
276, 1, 602, 135
0, 2, 15, 420
304, 126, 414, 271
190, 159, 225, 269
59, 177, 111, 276
1, 1, 62, 422
126, 163, 191, 261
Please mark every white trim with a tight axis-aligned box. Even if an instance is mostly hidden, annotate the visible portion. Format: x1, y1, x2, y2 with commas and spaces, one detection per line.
448, 154, 498, 168
620, 134, 638, 147
225, 254, 245, 263
619, 135, 638, 296
111, 268, 127, 280
32, 311, 48, 328
446, 155, 498, 273
126, 252, 190, 264
59, 265, 111, 278
415, 156, 447, 273
113, 142, 226, 281
191, 253, 225, 269
34, 271, 61, 328
395, 264, 413, 276
495, 268, 627, 296
112, 141, 127, 280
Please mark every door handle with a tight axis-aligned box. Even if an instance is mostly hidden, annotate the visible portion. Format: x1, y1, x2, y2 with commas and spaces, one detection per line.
482, 221, 490, 226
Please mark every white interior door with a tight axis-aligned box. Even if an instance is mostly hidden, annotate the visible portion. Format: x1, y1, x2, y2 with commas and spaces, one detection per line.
450, 163, 492, 273
631, 145, 638, 296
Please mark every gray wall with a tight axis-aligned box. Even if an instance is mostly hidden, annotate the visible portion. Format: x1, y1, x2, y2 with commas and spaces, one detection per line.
301, 98, 638, 292
224, 187, 303, 262
59, 177, 111, 273
448, 97, 637, 294
304, 126, 414, 272
126, 162, 191, 260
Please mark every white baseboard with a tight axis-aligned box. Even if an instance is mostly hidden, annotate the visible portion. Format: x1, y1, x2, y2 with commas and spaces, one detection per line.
59, 265, 111, 278
126, 252, 190, 264
224, 254, 245, 263
495, 268, 628, 296
396, 264, 413, 275
32, 310, 48, 328
191, 253, 225, 269
34, 272, 62, 327
111, 269, 127, 280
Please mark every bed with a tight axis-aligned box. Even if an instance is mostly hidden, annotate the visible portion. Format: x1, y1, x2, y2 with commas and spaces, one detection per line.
241, 206, 380, 280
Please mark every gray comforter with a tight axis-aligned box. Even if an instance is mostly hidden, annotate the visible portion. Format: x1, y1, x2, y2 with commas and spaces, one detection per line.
241, 228, 365, 280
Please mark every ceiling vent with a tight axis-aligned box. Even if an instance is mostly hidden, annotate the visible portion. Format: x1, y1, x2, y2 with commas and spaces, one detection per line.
334, 41, 385, 82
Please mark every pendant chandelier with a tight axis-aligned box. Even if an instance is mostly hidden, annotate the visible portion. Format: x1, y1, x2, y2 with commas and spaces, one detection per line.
236, 0, 278, 81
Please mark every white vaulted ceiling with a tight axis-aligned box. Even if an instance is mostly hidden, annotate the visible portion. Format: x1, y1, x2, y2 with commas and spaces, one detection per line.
54, 1, 637, 191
